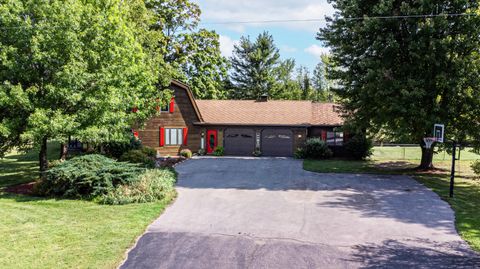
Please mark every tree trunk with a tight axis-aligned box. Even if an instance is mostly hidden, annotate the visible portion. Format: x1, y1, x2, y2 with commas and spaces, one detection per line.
39, 137, 48, 179
419, 145, 434, 170
59, 143, 68, 160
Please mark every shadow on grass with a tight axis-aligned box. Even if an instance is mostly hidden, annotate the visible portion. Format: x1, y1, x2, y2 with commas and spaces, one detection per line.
349, 239, 480, 268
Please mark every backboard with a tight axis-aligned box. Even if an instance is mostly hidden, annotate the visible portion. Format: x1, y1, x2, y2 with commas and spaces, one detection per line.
434, 124, 444, 143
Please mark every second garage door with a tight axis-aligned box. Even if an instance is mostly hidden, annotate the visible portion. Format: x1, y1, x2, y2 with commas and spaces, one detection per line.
261, 129, 294, 156
224, 128, 255, 156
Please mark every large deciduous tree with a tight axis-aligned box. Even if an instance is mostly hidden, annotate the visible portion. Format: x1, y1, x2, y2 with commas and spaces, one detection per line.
0, 0, 170, 176
146, 0, 229, 99
319, 0, 480, 169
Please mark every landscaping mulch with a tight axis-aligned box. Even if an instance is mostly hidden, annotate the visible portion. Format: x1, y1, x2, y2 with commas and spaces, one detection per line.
4, 182, 35, 195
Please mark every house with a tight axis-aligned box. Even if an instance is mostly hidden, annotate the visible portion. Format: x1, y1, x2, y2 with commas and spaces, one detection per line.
136, 80, 345, 157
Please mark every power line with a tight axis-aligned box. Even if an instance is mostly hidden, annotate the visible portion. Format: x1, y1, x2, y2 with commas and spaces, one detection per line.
200, 13, 477, 25
1, 13, 477, 30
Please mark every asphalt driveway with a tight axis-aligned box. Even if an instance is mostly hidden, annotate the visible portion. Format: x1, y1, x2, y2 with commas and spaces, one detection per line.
121, 157, 479, 269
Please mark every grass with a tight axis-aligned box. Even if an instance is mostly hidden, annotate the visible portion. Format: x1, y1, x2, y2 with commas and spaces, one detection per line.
303, 146, 480, 252
0, 143, 176, 269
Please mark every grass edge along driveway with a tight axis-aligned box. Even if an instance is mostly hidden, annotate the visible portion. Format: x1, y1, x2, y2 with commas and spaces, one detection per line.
0, 145, 177, 269
303, 158, 480, 253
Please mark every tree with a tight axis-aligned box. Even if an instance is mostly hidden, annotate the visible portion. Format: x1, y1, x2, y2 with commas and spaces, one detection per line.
272, 59, 302, 100
230, 32, 281, 99
297, 66, 313, 100
146, 0, 228, 99
319, 1, 480, 169
312, 55, 334, 102
0, 0, 170, 176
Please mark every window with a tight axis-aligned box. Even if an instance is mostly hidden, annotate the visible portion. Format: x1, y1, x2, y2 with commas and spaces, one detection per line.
165, 128, 183, 145
326, 131, 343, 146
160, 103, 169, 112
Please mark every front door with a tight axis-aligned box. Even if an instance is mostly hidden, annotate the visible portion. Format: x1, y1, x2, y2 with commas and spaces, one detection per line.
206, 130, 217, 154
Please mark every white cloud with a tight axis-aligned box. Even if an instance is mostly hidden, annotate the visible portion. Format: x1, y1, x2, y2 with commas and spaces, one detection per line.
304, 44, 330, 58
280, 45, 297, 53
219, 35, 238, 58
197, 0, 335, 32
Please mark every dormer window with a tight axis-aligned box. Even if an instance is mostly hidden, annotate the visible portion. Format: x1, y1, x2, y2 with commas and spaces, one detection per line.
160, 104, 169, 112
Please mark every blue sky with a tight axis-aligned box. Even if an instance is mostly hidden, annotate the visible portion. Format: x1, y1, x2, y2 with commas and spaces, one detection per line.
195, 0, 335, 72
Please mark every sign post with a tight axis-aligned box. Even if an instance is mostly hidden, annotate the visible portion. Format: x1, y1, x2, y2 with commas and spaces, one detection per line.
450, 141, 456, 198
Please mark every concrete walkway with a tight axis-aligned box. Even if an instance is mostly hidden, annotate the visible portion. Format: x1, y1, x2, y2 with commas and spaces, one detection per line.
121, 157, 479, 269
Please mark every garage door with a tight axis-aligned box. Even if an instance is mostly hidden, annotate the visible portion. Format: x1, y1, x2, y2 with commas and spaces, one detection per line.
261, 129, 293, 156
224, 128, 255, 156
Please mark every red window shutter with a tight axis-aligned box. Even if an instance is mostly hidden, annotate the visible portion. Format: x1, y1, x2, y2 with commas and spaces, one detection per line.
169, 97, 175, 113
321, 130, 327, 141
183, 127, 188, 146
159, 127, 165, 146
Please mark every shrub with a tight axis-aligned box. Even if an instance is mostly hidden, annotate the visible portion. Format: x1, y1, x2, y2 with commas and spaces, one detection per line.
36, 154, 145, 198
344, 134, 373, 160
141, 146, 157, 158
119, 149, 156, 168
99, 169, 177, 205
213, 146, 224, 156
303, 138, 333, 159
252, 148, 262, 157
102, 136, 142, 159
294, 147, 306, 159
197, 148, 206, 156
180, 149, 192, 158
471, 160, 480, 177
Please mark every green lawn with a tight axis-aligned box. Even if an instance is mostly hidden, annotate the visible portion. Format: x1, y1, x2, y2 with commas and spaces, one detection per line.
0, 144, 176, 269
303, 154, 480, 252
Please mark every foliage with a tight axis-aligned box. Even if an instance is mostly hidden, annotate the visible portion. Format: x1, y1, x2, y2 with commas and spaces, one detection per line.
252, 149, 262, 157
99, 169, 176, 205
37, 155, 146, 198
471, 160, 480, 178
197, 148, 206, 156
294, 147, 306, 159
230, 32, 281, 99
312, 55, 335, 102
303, 138, 333, 159
119, 149, 156, 168
318, 0, 480, 168
103, 136, 142, 159
213, 146, 224, 156
344, 134, 373, 160
179, 149, 193, 158
146, 0, 229, 99
141, 146, 158, 158
0, 0, 172, 173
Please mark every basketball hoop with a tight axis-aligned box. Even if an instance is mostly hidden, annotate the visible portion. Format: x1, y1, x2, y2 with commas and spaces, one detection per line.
423, 137, 437, 149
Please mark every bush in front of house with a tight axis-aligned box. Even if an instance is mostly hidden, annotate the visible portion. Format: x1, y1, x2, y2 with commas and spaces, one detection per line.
197, 148, 206, 156
99, 169, 176, 205
180, 149, 192, 158
103, 136, 142, 159
303, 138, 333, 159
213, 146, 224, 156
471, 160, 480, 178
119, 146, 157, 168
252, 148, 262, 157
37, 154, 145, 198
344, 134, 373, 160
36, 154, 177, 205
294, 147, 306, 159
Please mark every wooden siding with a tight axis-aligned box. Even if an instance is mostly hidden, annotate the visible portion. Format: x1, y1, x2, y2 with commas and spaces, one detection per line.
137, 84, 202, 156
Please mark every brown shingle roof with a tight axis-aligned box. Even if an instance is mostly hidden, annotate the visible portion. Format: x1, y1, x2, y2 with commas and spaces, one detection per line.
195, 100, 343, 126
